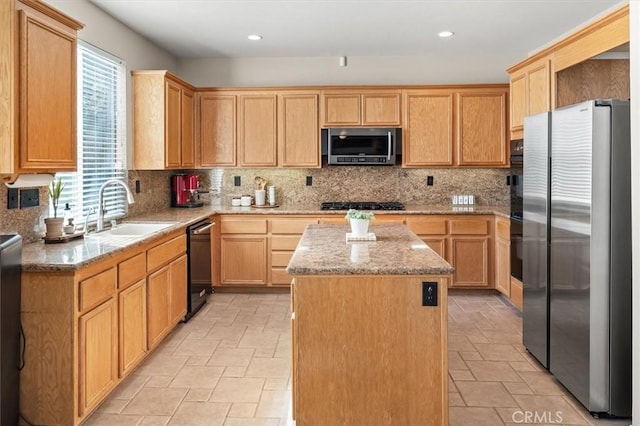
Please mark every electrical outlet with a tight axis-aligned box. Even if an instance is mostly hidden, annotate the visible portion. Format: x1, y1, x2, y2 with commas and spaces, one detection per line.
7, 188, 18, 209
427, 176, 434, 186
234, 176, 241, 186
20, 189, 39, 208
135, 180, 141, 193
422, 282, 438, 306
306, 176, 312, 186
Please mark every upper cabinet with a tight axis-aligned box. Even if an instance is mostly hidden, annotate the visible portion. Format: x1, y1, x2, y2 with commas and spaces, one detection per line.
197, 89, 320, 168
278, 91, 320, 168
132, 71, 195, 170
402, 86, 509, 167
508, 59, 551, 139
237, 93, 278, 167
321, 90, 401, 127
507, 4, 629, 140
456, 88, 508, 166
0, 0, 83, 174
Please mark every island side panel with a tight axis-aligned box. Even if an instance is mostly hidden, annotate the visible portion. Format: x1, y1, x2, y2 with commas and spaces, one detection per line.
292, 275, 449, 426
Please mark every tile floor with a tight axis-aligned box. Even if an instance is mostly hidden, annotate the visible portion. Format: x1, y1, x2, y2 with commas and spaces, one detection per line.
83, 291, 631, 426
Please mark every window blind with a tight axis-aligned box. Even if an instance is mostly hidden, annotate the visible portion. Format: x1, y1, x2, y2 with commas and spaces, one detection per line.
54, 42, 127, 227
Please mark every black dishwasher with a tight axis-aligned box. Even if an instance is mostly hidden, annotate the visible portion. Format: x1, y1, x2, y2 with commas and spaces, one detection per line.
0, 235, 21, 425
185, 220, 213, 321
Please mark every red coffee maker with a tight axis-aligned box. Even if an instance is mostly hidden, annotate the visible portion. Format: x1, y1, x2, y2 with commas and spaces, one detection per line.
171, 174, 204, 208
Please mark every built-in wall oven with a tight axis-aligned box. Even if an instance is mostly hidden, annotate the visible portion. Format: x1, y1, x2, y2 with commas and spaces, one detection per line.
510, 139, 523, 281
185, 220, 214, 321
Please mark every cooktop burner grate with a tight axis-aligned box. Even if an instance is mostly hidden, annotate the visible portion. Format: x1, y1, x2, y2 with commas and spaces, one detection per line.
320, 201, 405, 211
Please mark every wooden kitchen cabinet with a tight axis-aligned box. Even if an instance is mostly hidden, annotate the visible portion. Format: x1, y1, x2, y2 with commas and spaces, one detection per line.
495, 217, 511, 296
220, 217, 268, 285
270, 217, 319, 286
0, 1, 83, 173
508, 58, 551, 139
405, 216, 448, 258
278, 92, 320, 167
79, 298, 118, 417
449, 217, 491, 287
238, 93, 277, 167
402, 90, 454, 166
198, 92, 237, 166
456, 88, 509, 166
20, 229, 187, 425
132, 70, 196, 169
321, 90, 401, 127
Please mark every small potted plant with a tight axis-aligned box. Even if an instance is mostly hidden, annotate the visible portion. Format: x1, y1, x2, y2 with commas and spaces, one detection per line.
45, 178, 65, 238
345, 209, 375, 237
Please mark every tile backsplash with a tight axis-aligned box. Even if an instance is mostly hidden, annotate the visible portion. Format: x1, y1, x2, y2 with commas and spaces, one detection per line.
0, 167, 509, 243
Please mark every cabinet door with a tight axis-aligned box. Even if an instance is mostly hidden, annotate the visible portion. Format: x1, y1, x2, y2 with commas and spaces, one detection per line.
199, 93, 236, 166
119, 279, 147, 377
79, 298, 117, 416
19, 10, 77, 171
510, 73, 526, 136
322, 94, 360, 126
422, 238, 446, 259
495, 218, 511, 295
220, 236, 267, 285
164, 80, 182, 168
527, 61, 551, 115
180, 87, 195, 168
402, 91, 454, 166
457, 90, 508, 166
169, 255, 188, 325
450, 237, 489, 287
361, 93, 401, 126
238, 94, 277, 167
278, 93, 320, 167
147, 265, 170, 349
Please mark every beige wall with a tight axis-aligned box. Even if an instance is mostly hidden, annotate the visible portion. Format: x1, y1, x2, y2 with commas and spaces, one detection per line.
177, 54, 511, 87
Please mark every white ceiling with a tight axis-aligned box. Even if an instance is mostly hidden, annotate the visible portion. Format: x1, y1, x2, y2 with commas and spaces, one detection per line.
89, 0, 624, 60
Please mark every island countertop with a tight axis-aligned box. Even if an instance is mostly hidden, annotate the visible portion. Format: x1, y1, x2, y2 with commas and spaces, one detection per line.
286, 223, 454, 276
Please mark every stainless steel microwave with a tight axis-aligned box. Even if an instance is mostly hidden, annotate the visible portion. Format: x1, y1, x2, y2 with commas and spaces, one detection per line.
327, 128, 397, 165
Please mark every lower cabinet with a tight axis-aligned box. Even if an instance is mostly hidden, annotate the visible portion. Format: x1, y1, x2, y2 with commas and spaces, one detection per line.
219, 217, 268, 286
78, 298, 118, 417
495, 217, 511, 296
148, 254, 187, 349
450, 236, 489, 287
20, 229, 188, 425
270, 217, 319, 286
119, 280, 147, 376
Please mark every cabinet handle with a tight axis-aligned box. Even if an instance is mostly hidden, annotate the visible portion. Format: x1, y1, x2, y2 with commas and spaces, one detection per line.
387, 131, 392, 161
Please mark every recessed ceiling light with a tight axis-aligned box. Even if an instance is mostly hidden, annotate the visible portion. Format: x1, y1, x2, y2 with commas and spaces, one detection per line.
247, 34, 263, 41
438, 31, 454, 38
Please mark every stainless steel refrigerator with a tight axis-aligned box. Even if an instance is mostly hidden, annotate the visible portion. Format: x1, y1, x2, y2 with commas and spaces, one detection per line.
523, 99, 631, 417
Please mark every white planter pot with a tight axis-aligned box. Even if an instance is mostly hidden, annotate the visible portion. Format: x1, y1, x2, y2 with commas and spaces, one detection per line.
44, 217, 64, 238
350, 218, 370, 236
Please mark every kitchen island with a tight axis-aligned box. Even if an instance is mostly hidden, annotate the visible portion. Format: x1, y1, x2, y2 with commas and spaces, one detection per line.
286, 223, 454, 426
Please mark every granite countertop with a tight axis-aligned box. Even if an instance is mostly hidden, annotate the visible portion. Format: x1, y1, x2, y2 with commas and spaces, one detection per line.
22, 203, 509, 271
286, 223, 454, 276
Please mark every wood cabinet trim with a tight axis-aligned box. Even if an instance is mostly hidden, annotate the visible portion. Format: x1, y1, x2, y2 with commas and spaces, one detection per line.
79, 267, 116, 313
18, 0, 84, 30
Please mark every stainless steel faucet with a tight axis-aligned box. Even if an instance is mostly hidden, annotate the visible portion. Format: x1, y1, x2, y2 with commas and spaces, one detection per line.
96, 179, 135, 232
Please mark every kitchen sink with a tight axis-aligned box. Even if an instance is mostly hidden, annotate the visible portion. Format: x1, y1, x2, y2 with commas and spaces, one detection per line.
106, 222, 176, 236
86, 222, 177, 244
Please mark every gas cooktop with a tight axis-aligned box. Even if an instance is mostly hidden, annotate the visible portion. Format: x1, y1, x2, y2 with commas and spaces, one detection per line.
320, 201, 405, 211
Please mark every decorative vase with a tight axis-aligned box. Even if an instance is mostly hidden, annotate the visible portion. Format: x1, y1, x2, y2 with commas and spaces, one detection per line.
350, 218, 370, 236
44, 217, 64, 238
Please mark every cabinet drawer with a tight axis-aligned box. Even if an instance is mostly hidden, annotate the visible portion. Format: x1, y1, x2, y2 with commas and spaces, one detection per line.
118, 252, 146, 290
221, 218, 267, 234
272, 251, 293, 267
271, 268, 293, 285
406, 218, 447, 235
450, 219, 489, 235
147, 235, 186, 272
271, 235, 301, 251
496, 219, 510, 240
270, 218, 317, 234
79, 267, 116, 312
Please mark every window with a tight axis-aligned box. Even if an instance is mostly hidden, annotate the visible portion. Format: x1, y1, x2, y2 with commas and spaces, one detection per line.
54, 42, 127, 226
